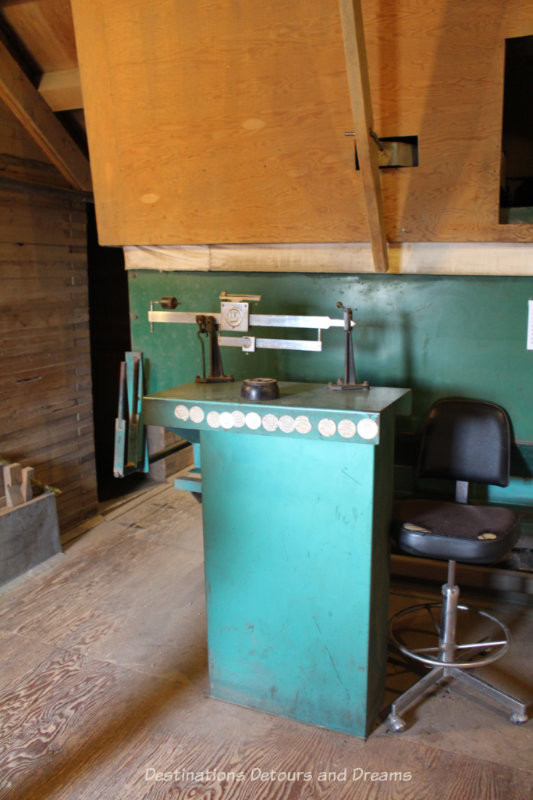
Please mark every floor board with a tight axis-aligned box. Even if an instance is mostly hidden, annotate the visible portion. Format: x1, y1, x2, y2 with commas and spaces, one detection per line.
0, 484, 531, 799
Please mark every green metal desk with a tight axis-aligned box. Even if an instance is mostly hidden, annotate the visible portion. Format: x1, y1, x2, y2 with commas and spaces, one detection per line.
145, 381, 411, 738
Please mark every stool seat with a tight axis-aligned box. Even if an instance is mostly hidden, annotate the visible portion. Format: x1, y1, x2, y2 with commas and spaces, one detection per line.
395, 498, 520, 563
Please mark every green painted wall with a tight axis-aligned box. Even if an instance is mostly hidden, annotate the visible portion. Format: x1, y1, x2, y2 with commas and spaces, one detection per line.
129, 270, 533, 500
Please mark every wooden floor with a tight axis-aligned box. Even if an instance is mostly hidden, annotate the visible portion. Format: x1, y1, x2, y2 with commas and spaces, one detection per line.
0, 481, 532, 799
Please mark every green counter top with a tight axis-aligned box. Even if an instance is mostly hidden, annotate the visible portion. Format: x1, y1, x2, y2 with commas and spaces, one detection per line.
144, 381, 411, 445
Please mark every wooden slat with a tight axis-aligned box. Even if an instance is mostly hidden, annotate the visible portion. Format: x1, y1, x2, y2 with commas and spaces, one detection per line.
0, 305, 89, 333
0, 277, 89, 296
1, 349, 92, 381
0, 242, 86, 262
0, 414, 91, 449
0, 221, 86, 247
0, 152, 73, 191
2, 332, 89, 360
0, 415, 94, 452
0, 386, 91, 419
1, 408, 94, 444
0, 174, 92, 205
35, 466, 97, 498
0, 185, 86, 214
50, 461, 97, 486
0, 40, 91, 191
59, 487, 100, 518
21, 466, 34, 502
3, 463, 23, 507
338, 0, 388, 272
0, 380, 92, 408
35, 441, 96, 471
0, 202, 86, 226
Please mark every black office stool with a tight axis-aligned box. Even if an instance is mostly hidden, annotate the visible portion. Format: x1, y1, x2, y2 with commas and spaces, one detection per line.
387, 398, 529, 733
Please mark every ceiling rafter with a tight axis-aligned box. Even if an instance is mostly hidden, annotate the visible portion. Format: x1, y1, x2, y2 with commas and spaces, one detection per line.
0, 39, 91, 191
338, 0, 389, 273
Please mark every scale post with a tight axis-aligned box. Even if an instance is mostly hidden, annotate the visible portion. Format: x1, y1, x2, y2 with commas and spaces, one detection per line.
328, 301, 369, 391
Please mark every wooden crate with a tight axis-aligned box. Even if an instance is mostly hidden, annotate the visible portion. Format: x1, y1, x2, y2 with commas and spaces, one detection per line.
0, 491, 61, 586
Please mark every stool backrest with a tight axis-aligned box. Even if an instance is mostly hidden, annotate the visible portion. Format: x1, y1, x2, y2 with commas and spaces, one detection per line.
417, 398, 511, 487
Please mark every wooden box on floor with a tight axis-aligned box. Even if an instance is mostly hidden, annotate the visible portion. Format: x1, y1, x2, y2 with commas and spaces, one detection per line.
0, 491, 61, 587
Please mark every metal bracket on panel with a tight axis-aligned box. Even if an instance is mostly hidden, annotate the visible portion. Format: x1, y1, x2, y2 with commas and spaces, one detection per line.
149, 296, 179, 332
376, 139, 418, 168
345, 131, 418, 169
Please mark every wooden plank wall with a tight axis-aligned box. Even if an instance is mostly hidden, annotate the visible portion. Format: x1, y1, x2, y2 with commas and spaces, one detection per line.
0, 102, 98, 538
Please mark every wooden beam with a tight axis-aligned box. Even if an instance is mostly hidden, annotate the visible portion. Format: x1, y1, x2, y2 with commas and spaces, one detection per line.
338, 0, 388, 273
123, 241, 533, 276
0, 43, 91, 191
38, 68, 83, 112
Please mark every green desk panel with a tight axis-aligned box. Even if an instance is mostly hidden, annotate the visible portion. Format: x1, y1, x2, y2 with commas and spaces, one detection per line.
144, 382, 410, 737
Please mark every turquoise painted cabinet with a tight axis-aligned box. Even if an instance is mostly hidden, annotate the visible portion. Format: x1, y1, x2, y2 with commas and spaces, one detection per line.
145, 381, 410, 737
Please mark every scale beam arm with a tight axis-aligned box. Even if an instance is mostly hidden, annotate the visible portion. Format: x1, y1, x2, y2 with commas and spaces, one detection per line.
148, 310, 348, 330
147, 294, 357, 358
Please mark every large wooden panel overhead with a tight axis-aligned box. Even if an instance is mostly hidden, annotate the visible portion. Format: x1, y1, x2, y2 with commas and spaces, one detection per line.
72, 0, 363, 245
71, 0, 533, 246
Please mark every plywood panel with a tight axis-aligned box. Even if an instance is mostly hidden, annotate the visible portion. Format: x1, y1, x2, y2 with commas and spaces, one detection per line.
72, 0, 533, 248
72, 0, 366, 245
367, 0, 533, 244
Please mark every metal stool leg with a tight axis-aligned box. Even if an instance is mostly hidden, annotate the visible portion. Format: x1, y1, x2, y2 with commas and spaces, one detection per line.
440, 561, 459, 662
450, 668, 528, 724
387, 666, 446, 732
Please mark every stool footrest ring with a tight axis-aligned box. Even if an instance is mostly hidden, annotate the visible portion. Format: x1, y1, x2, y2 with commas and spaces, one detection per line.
389, 602, 511, 669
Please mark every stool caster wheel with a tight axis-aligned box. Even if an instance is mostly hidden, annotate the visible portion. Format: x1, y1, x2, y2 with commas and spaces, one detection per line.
510, 711, 528, 725
387, 713, 406, 733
